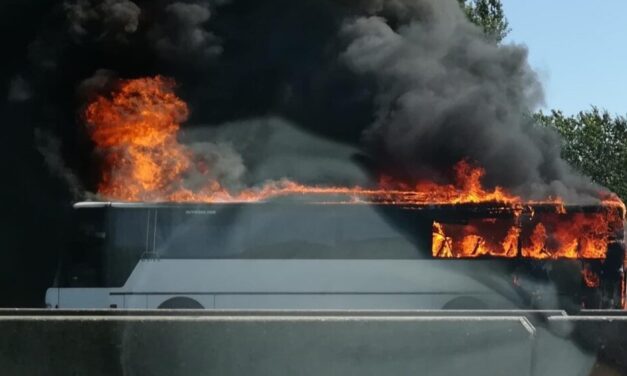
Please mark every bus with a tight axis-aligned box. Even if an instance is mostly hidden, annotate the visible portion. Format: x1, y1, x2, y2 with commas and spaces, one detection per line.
45, 201, 620, 310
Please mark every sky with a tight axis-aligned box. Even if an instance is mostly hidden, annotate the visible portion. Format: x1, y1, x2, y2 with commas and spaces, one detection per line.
502, 1, 627, 116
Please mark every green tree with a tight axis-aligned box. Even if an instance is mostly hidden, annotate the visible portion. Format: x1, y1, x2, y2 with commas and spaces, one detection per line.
458, 0, 510, 42
535, 108, 627, 200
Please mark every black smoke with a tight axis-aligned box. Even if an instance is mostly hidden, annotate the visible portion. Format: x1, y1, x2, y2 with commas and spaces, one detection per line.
0, 0, 610, 306
63, 0, 141, 43
338, 5, 599, 200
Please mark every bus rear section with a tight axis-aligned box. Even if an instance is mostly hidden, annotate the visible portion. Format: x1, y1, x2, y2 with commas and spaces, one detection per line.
46, 201, 625, 310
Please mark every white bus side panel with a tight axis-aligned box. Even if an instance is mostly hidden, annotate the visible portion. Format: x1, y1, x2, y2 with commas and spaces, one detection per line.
118, 259, 522, 309
48, 259, 531, 309
213, 293, 481, 310
46, 288, 110, 309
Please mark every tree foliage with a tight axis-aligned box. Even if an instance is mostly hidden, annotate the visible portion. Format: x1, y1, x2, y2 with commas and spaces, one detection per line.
458, 0, 510, 42
535, 108, 627, 200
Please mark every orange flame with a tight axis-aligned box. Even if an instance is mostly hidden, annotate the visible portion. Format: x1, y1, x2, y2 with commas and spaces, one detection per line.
85, 76, 190, 200
84, 76, 527, 205
433, 206, 623, 260
432, 219, 522, 258
84, 76, 625, 263
582, 264, 600, 288
521, 212, 615, 259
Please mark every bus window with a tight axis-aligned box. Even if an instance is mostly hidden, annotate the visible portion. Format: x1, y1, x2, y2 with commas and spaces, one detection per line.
334, 206, 424, 259
153, 204, 433, 259
58, 208, 106, 287
242, 205, 430, 259
155, 206, 246, 258
242, 205, 338, 258
58, 207, 148, 288
105, 208, 149, 286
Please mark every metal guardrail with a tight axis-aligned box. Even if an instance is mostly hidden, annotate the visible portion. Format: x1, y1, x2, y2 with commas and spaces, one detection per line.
0, 309, 625, 376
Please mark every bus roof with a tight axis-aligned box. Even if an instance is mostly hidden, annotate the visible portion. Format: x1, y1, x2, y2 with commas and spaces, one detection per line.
71, 200, 621, 216
73, 201, 267, 209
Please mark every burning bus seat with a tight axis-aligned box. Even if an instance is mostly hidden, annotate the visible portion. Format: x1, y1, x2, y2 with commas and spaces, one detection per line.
0, 314, 536, 376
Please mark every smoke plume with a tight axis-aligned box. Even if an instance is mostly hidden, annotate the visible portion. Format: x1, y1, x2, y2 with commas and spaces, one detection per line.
63, 0, 141, 42
149, 2, 223, 63
14, 0, 612, 203
34, 128, 84, 199
338, 4, 601, 200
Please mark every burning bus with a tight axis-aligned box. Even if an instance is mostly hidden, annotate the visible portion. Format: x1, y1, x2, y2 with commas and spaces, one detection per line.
46, 76, 626, 310
46, 197, 625, 310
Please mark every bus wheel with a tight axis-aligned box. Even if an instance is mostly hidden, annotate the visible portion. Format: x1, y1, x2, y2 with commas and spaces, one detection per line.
158, 297, 204, 309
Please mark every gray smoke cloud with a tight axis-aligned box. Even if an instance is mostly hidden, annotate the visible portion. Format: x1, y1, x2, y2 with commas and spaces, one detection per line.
184, 141, 246, 191
63, 0, 141, 42
338, 1, 601, 201
181, 117, 370, 187
149, 2, 223, 63
7, 75, 32, 102
23, 0, 610, 203
34, 128, 85, 199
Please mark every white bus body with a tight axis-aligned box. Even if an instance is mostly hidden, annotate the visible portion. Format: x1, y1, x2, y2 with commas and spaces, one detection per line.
47, 259, 525, 309
46, 201, 570, 310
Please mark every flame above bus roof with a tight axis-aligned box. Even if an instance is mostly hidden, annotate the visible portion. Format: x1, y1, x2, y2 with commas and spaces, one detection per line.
81, 76, 626, 263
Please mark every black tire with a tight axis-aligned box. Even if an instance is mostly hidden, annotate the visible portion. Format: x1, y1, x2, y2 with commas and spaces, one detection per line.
157, 296, 204, 309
